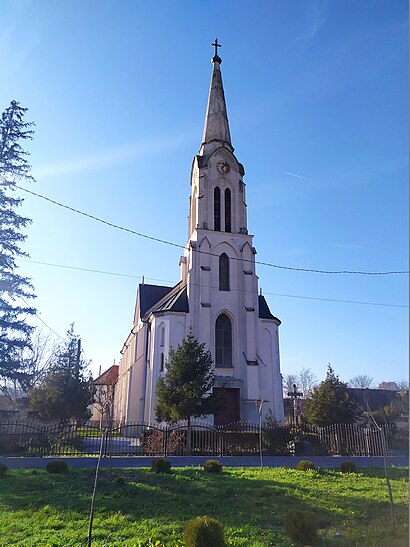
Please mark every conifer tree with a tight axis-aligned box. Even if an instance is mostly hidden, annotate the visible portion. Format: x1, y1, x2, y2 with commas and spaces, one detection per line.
0, 101, 36, 391
155, 332, 225, 427
30, 325, 94, 422
305, 365, 359, 426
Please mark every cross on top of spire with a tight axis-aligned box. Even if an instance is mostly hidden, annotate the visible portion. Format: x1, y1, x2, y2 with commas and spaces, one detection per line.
211, 38, 222, 64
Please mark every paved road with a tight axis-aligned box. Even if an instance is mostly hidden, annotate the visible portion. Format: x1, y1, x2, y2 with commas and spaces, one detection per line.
1, 455, 408, 470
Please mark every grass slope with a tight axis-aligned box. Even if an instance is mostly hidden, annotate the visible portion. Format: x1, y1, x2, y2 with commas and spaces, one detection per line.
0, 466, 407, 546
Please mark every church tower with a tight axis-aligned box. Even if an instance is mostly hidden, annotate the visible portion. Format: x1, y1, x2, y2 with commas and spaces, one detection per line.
115, 42, 284, 425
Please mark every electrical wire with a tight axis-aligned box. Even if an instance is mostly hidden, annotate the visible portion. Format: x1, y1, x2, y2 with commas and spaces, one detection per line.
19, 295, 66, 340
16, 185, 408, 276
17, 257, 408, 309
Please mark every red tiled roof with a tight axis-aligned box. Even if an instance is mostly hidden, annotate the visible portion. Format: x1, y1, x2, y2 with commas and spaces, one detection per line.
93, 365, 119, 385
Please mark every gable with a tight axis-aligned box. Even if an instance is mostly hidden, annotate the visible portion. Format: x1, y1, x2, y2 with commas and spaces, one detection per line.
139, 284, 173, 319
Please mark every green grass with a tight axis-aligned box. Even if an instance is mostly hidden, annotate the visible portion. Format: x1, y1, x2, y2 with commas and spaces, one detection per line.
0, 466, 407, 546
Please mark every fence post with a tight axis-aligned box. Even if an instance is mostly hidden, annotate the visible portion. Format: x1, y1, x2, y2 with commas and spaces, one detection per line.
164, 427, 168, 458
218, 428, 223, 457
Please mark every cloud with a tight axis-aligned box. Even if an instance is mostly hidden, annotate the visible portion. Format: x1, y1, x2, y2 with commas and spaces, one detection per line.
285, 171, 310, 181
306, 0, 328, 40
33, 131, 195, 179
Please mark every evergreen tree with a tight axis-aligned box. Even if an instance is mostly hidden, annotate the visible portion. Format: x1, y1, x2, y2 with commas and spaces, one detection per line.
30, 325, 94, 422
0, 101, 36, 391
305, 365, 360, 426
155, 332, 225, 427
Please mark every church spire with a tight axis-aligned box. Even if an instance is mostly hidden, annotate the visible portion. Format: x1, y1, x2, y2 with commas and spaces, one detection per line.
199, 39, 234, 156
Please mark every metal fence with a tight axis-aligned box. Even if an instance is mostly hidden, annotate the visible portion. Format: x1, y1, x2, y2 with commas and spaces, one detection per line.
0, 420, 407, 458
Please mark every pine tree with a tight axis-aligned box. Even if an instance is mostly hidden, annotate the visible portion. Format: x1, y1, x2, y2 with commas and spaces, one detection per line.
305, 365, 360, 426
30, 325, 94, 422
155, 332, 225, 427
0, 101, 36, 391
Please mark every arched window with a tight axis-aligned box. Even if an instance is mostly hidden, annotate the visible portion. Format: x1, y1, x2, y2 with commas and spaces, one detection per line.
160, 352, 164, 372
214, 187, 221, 231
215, 313, 232, 367
160, 326, 165, 347
219, 253, 230, 291
225, 188, 231, 232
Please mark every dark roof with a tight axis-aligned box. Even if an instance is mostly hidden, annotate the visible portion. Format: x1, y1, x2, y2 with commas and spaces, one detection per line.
93, 365, 119, 385
258, 295, 281, 323
139, 284, 172, 318
347, 388, 408, 412
154, 285, 189, 314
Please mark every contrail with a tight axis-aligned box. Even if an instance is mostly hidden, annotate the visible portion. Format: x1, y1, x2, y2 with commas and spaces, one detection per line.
285, 171, 310, 181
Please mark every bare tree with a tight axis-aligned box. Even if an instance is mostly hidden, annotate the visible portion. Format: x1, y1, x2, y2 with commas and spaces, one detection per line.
283, 369, 318, 398
93, 383, 116, 424
22, 329, 58, 388
0, 328, 58, 406
297, 368, 318, 397
396, 379, 409, 390
283, 373, 298, 397
349, 374, 374, 389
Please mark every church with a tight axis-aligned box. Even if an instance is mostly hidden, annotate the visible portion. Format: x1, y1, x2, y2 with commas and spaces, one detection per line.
115, 42, 285, 425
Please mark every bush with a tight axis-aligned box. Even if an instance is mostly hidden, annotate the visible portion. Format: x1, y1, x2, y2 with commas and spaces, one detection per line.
45, 460, 69, 474
0, 463, 7, 477
296, 460, 316, 471
203, 459, 223, 474
150, 458, 171, 474
116, 476, 126, 486
184, 516, 225, 547
340, 461, 357, 473
284, 510, 317, 545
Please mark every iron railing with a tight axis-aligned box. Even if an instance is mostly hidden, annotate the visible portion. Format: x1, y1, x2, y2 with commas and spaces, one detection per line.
0, 420, 407, 457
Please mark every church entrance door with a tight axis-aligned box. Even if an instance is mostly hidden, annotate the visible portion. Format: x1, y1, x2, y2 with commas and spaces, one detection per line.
214, 388, 240, 426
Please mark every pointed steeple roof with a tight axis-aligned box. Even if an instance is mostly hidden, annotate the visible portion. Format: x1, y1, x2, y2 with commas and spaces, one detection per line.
199, 40, 234, 156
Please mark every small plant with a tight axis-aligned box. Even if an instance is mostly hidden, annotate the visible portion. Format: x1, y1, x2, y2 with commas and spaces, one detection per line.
296, 460, 316, 471
284, 510, 317, 545
0, 463, 7, 477
150, 458, 171, 474
45, 460, 69, 474
184, 515, 225, 547
203, 459, 223, 474
340, 461, 357, 473
115, 476, 126, 486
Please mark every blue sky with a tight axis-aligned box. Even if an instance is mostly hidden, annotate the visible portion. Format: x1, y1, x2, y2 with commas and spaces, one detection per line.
1, 0, 408, 386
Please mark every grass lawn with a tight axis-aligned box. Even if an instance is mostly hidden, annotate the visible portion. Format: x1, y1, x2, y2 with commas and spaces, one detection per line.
0, 465, 407, 546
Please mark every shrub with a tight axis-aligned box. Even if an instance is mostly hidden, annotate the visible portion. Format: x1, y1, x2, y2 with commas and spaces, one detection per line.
203, 459, 223, 474
184, 516, 225, 547
284, 510, 317, 545
150, 458, 171, 474
45, 460, 69, 474
340, 461, 357, 473
0, 463, 7, 477
116, 476, 126, 486
296, 460, 316, 471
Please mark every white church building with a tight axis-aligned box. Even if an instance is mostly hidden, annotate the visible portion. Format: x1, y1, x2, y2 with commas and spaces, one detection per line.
115, 43, 284, 425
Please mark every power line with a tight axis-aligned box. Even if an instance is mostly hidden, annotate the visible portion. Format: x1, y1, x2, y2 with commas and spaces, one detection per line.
19, 295, 66, 340
17, 185, 408, 276
17, 257, 408, 309
264, 292, 407, 308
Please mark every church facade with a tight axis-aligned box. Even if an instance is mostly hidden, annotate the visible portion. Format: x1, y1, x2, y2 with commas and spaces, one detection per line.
115, 45, 284, 425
